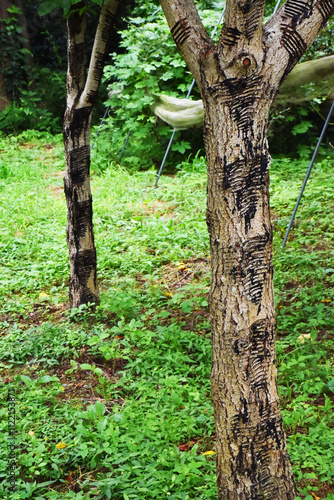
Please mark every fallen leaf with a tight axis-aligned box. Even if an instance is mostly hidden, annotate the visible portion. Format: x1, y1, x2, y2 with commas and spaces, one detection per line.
297, 333, 311, 343
202, 450, 215, 455
65, 471, 75, 483
39, 292, 49, 299
178, 441, 196, 452
321, 299, 331, 303
28, 430, 35, 437
311, 493, 321, 500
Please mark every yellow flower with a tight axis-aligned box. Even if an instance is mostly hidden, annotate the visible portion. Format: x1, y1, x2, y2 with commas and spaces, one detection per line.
178, 262, 189, 272
165, 292, 173, 298
56, 442, 67, 449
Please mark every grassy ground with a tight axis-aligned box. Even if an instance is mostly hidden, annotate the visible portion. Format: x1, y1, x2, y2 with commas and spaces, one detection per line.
0, 130, 333, 500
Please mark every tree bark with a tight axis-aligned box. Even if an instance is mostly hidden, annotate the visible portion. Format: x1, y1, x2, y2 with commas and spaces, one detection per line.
203, 78, 295, 500
63, 0, 119, 309
160, 0, 334, 498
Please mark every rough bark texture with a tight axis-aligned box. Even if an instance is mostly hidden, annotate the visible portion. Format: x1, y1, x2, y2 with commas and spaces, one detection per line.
160, 0, 334, 498
63, 0, 119, 308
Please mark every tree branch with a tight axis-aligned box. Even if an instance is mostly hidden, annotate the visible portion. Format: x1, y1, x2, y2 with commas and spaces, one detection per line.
264, 0, 334, 87
80, 0, 119, 107
159, 0, 214, 89
218, 0, 266, 63
66, 1, 87, 106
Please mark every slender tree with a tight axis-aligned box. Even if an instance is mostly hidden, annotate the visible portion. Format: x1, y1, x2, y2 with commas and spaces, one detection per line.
159, 0, 334, 498
63, 0, 119, 308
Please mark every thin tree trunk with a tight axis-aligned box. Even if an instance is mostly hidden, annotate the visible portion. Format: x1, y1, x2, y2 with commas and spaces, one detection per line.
63, 102, 98, 308
63, 3, 98, 308
63, 0, 119, 309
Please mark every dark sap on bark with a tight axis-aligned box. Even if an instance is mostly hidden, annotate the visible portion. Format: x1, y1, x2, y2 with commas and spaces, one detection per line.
204, 105, 296, 499
64, 107, 99, 308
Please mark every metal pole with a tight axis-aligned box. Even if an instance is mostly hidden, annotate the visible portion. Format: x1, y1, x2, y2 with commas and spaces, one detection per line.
154, 130, 176, 188
282, 99, 334, 248
154, 7, 226, 187
273, 0, 282, 15
119, 130, 131, 162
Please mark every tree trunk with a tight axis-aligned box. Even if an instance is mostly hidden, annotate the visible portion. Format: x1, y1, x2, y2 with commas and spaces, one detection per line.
63, 105, 98, 308
159, 0, 334, 498
202, 76, 295, 499
63, 0, 119, 309
63, 4, 99, 309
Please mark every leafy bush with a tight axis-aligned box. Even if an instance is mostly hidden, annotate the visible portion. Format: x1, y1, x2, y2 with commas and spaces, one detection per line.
0, 71, 65, 135
101, 4, 224, 172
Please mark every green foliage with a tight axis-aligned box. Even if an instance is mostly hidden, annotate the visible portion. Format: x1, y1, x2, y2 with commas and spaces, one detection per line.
38, 0, 106, 16
0, 6, 27, 102
0, 77, 65, 134
268, 104, 322, 157
101, 5, 224, 172
0, 4, 66, 135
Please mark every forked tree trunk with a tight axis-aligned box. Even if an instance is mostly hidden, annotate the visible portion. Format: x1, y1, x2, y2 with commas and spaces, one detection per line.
63, 0, 119, 308
160, 0, 334, 498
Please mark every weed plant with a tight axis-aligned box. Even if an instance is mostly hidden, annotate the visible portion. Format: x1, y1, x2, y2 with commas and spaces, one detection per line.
0, 132, 333, 499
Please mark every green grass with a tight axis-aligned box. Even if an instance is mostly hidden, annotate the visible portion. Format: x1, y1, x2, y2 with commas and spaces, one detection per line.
0, 130, 333, 499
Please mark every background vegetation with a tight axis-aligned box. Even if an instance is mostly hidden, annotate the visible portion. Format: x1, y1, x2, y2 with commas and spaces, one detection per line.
1, 0, 333, 164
